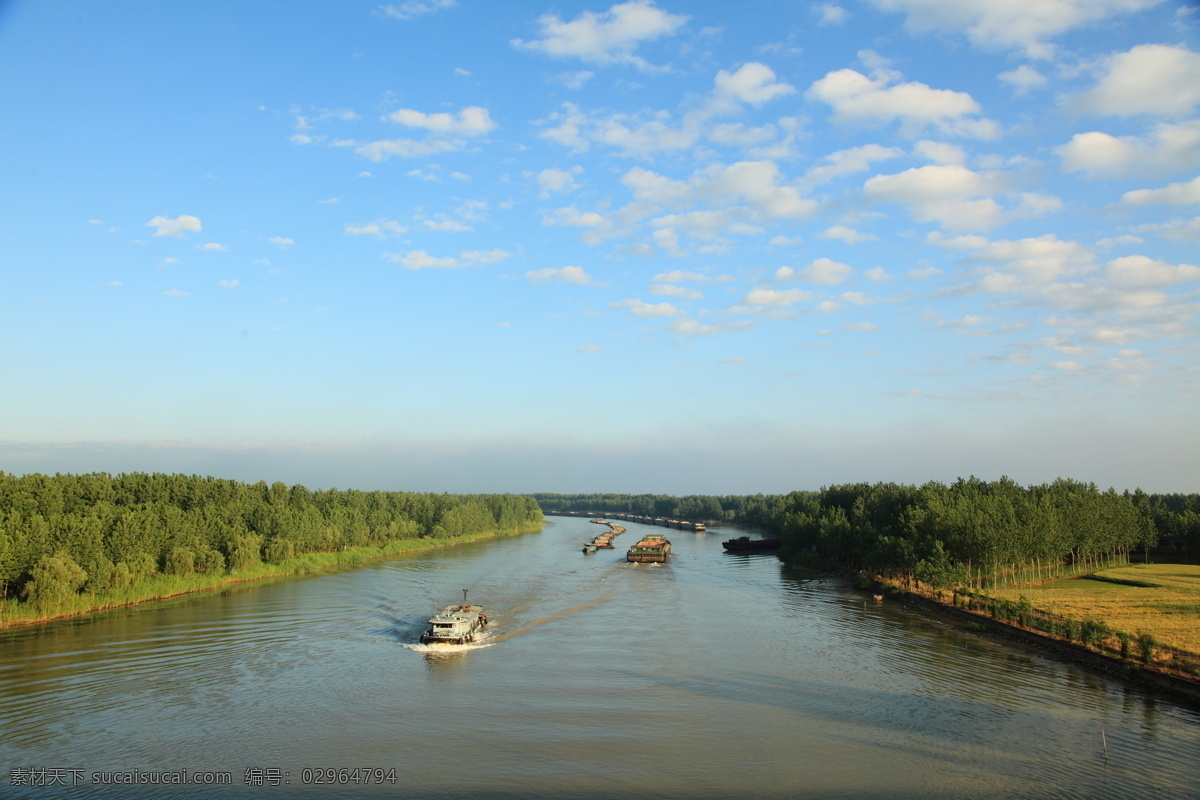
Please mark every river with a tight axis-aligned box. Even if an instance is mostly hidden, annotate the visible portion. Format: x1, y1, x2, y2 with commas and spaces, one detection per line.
1, 517, 1197, 799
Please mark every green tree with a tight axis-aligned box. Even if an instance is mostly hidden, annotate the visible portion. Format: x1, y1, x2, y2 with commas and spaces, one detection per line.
22, 551, 88, 612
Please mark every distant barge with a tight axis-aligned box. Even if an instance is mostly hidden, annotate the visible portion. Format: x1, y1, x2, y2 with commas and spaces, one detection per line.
722, 536, 780, 553
627, 534, 671, 563
584, 519, 626, 553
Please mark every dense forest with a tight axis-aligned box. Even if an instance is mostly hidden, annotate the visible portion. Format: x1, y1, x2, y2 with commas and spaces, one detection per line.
0, 472, 542, 612
536, 479, 1200, 587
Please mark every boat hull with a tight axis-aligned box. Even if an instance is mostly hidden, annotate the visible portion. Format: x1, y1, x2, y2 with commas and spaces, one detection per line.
722, 537, 780, 553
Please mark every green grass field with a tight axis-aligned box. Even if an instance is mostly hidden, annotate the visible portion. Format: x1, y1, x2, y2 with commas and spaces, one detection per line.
990, 563, 1200, 654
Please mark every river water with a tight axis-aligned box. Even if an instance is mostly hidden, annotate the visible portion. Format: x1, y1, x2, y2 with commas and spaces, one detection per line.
2, 517, 1197, 799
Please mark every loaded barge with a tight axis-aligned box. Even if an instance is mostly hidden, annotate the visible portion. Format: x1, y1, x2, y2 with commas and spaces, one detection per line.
627, 534, 671, 563
583, 519, 626, 553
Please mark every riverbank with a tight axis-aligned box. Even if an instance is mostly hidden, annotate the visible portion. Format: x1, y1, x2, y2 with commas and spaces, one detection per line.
0, 522, 544, 632
783, 550, 1200, 705
890, 588, 1200, 710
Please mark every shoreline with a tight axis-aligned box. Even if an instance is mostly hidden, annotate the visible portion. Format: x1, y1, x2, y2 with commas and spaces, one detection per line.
885, 582, 1200, 710
0, 522, 545, 633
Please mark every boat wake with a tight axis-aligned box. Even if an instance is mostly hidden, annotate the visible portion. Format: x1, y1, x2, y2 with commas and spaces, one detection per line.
399, 639, 495, 654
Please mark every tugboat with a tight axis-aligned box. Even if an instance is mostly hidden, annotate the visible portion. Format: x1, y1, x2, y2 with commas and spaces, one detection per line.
627, 534, 671, 563
420, 590, 488, 644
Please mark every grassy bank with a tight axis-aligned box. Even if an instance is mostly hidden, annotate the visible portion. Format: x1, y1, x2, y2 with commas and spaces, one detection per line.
0, 523, 543, 631
987, 563, 1200, 653
863, 561, 1200, 681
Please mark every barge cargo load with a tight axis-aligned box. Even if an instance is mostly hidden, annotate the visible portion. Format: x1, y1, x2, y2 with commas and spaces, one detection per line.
627, 534, 671, 563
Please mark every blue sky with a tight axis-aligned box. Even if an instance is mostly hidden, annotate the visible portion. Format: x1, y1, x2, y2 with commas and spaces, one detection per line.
1, 0, 1197, 494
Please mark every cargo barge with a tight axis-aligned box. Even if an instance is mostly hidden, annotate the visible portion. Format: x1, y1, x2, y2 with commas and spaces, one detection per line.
722, 536, 780, 553
627, 534, 671, 563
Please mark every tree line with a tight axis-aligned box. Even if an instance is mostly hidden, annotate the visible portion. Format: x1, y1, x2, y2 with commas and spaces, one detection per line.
536, 479, 1200, 586
0, 472, 542, 610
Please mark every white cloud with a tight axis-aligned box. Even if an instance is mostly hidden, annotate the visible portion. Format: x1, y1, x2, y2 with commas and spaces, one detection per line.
512, 0, 688, 72
423, 220, 472, 232
913, 139, 968, 165
1131, 215, 1200, 243
537, 167, 582, 197
743, 287, 813, 307
1097, 234, 1144, 247
559, 70, 595, 89
863, 164, 1007, 230
355, 138, 459, 162
146, 214, 201, 237
1104, 255, 1200, 288
611, 298, 682, 317
344, 218, 408, 237
578, 344, 602, 352
536, 64, 800, 159
707, 122, 780, 148
1121, 175, 1200, 207
380, 0, 457, 21
806, 67, 998, 138
386, 248, 511, 270
819, 225, 876, 244
866, 267, 892, 281
385, 105, 496, 136
624, 161, 817, 222
650, 283, 702, 299
201, 242, 228, 252
866, 0, 1161, 59
813, 3, 850, 25
844, 321, 878, 331
652, 270, 724, 282
777, 257, 856, 285
970, 234, 1095, 285
1073, 44, 1200, 117
218, 279, 239, 289
866, 166, 1060, 231
803, 144, 904, 186
998, 64, 1047, 94
713, 62, 795, 106
541, 205, 623, 244
392, 250, 457, 270
1058, 121, 1200, 177
526, 266, 606, 285
669, 318, 754, 335
163, 289, 189, 298
269, 237, 294, 247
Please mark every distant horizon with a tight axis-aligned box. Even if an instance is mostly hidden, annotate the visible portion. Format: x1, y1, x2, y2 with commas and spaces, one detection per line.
3, 439, 1193, 496
2, 1, 1197, 496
